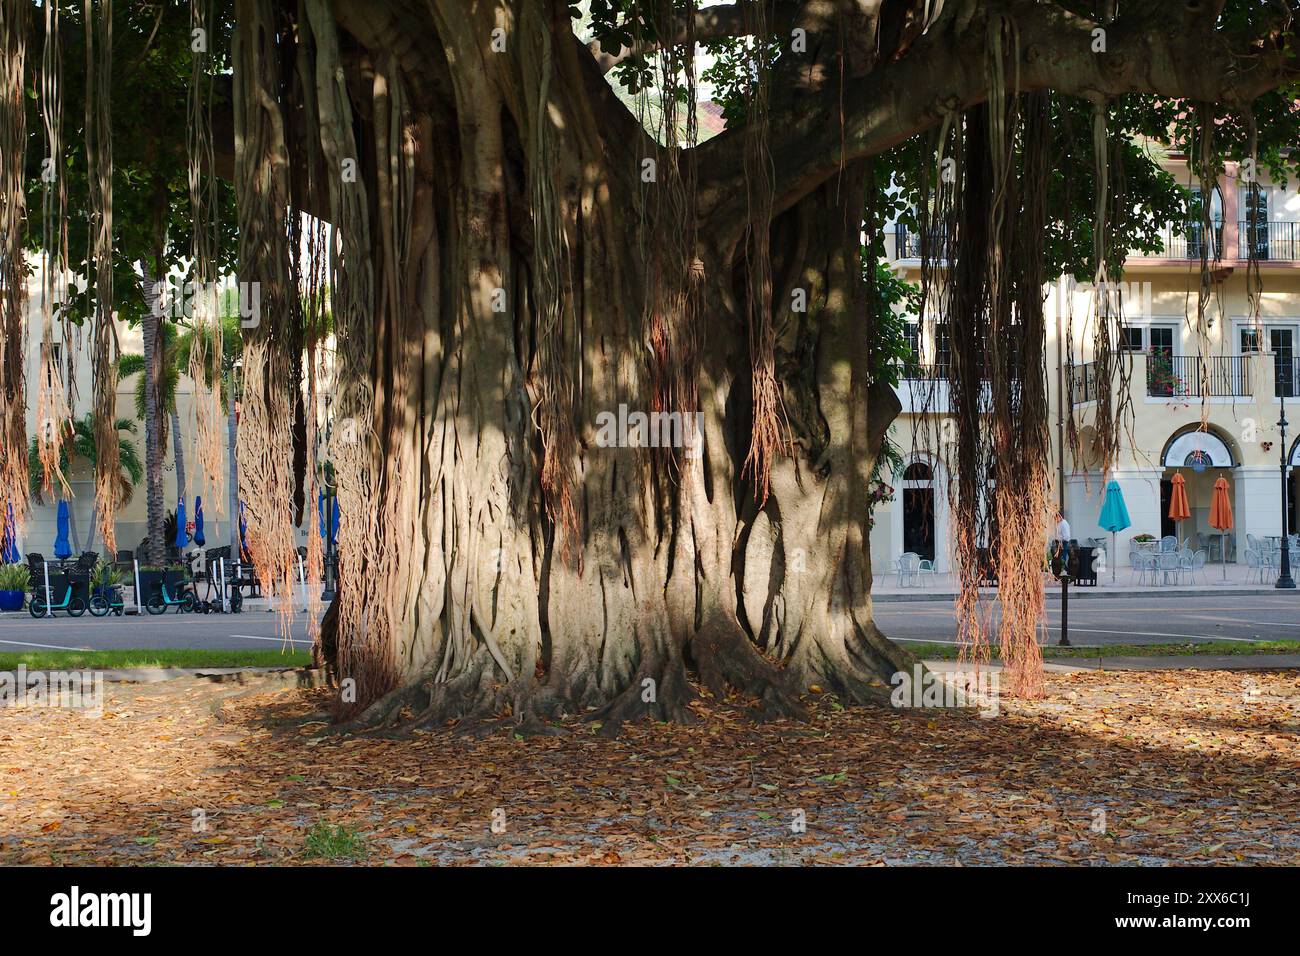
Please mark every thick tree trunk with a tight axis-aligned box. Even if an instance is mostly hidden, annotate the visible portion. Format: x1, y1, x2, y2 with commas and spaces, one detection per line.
293, 0, 916, 732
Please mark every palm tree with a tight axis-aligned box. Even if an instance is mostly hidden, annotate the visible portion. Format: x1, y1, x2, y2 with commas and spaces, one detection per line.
28, 414, 144, 553
118, 319, 186, 513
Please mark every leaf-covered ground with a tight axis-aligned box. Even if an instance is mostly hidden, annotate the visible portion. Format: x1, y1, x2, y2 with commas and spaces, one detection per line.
1, 668, 1297, 865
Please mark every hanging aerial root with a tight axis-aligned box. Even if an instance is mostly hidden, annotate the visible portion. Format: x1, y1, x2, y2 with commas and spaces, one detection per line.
86, 0, 121, 553
0, 0, 28, 531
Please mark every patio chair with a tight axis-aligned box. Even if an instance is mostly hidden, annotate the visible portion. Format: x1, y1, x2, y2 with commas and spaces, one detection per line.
1191, 549, 1207, 584
1156, 550, 1180, 585
1245, 549, 1270, 585
897, 552, 922, 588
1159, 535, 1178, 553
918, 558, 937, 585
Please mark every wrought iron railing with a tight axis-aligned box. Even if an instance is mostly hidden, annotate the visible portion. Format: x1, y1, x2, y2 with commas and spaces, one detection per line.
1154, 221, 1224, 260
1067, 362, 1098, 405
1239, 220, 1300, 261
1146, 355, 1251, 398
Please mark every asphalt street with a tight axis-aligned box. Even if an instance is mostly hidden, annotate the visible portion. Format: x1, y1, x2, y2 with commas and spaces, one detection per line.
875, 593, 1300, 647
2, 593, 1300, 652
0, 607, 313, 652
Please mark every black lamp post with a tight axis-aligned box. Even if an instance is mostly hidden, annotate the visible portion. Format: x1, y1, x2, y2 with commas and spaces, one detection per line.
1278, 373, 1295, 589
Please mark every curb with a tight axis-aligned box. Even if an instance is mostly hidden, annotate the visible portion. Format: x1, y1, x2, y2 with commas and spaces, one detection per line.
875, 586, 1289, 603
0, 665, 327, 685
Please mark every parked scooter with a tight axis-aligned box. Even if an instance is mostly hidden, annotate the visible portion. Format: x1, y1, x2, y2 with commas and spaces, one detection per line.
30, 582, 87, 618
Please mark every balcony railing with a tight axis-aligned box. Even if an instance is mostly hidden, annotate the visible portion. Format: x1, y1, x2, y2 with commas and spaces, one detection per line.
1239, 220, 1300, 261
1275, 356, 1300, 398
1146, 355, 1251, 398
1154, 221, 1224, 260
894, 224, 945, 260
1067, 362, 1098, 405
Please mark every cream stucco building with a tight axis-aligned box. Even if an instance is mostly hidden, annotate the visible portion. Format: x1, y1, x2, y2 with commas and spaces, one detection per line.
872, 155, 1300, 575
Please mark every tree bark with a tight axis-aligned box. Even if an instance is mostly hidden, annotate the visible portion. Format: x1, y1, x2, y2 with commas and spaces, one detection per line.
140, 273, 166, 565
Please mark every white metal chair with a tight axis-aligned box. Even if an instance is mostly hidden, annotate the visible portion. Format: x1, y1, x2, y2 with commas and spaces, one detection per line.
1159, 535, 1178, 553
898, 552, 922, 588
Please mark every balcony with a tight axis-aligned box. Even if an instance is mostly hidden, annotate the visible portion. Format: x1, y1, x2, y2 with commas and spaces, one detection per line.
1152, 221, 1224, 260
894, 224, 942, 260
1067, 362, 1098, 405
1145, 355, 1251, 398
1239, 220, 1300, 261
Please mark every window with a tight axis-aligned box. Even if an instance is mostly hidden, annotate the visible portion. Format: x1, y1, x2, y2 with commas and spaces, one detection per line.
1149, 326, 1174, 357
1241, 186, 1270, 260
903, 462, 933, 482
44, 343, 62, 389
903, 320, 920, 373
1240, 327, 1262, 354
933, 322, 951, 374
1120, 326, 1144, 352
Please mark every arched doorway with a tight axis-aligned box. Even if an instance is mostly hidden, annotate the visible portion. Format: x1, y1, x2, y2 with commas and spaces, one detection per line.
901, 461, 936, 561
1160, 427, 1237, 550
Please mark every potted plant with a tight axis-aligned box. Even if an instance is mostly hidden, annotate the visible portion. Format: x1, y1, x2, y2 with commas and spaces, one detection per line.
0, 563, 27, 612
137, 565, 167, 602
91, 562, 126, 604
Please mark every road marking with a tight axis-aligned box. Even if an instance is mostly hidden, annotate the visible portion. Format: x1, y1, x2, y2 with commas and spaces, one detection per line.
0, 638, 93, 651
228, 633, 313, 646
1055, 627, 1262, 642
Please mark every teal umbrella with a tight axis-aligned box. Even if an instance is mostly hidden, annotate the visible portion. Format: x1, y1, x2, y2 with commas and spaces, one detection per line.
1098, 479, 1131, 583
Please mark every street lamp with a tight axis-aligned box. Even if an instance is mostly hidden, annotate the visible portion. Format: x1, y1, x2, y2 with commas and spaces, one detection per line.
1278, 370, 1296, 589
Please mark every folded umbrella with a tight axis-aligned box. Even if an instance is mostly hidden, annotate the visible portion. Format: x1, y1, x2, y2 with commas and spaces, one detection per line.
2, 502, 18, 563
1098, 478, 1131, 583
53, 500, 72, 560
1209, 475, 1233, 580
174, 499, 189, 551
193, 496, 206, 547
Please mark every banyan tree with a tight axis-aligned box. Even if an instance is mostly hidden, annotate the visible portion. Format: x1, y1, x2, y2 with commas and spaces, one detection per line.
0, 1, 1297, 732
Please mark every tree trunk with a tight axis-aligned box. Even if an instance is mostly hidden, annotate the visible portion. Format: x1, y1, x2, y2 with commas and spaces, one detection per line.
227, 374, 239, 557
293, 0, 913, 734
140, 273, 166, 565
171, 406, 186, 531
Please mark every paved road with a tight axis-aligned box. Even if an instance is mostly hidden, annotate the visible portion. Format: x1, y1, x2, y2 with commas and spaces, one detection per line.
3, 592, 1300, 652
874, 593, 1300, 647
0, 608, 313, 652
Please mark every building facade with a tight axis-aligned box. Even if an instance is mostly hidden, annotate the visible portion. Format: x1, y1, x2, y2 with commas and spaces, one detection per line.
871, 156, 1300, 574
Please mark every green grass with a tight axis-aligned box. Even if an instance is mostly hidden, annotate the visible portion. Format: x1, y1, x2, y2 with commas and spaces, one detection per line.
0, 648, 312, 671
907, 640, 1300, 660
302, 823, 367, 862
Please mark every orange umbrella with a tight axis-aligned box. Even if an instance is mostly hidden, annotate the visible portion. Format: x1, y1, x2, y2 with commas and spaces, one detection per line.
1169, 473, 1191, 522
1168, 472, 1192, 558
1209, 476, 1233, 578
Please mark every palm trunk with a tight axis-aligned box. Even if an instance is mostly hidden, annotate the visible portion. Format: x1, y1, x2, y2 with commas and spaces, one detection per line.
171, 405, 186, 531
141, 273, 166, 564
227, 376, 239, 557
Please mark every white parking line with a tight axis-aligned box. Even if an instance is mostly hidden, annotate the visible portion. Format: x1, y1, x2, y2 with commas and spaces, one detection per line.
0, 638, 93, 651
228, 633, 313, 646
1051, 627, 1262, 642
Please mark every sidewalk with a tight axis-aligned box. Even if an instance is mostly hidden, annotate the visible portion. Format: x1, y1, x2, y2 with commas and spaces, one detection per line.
875, 562, 1291, 602
926, 653, 1300, 672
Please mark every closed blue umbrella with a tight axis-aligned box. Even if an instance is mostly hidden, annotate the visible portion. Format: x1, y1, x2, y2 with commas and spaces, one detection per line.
53, 500, 72, 560
1098, 479, 1131, 583
2, 503, 19, 563
193, 496, 205, 547
318, 490, 339, 539
174, 500, 189, 551
238, 500, 249, 563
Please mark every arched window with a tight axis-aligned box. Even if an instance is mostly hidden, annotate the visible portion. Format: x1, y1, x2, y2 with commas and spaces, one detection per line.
903, 462, 933, 482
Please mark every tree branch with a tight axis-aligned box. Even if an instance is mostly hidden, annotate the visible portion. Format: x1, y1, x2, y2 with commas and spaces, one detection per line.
589, 0, 808, 74
699, 0, 1300, 237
